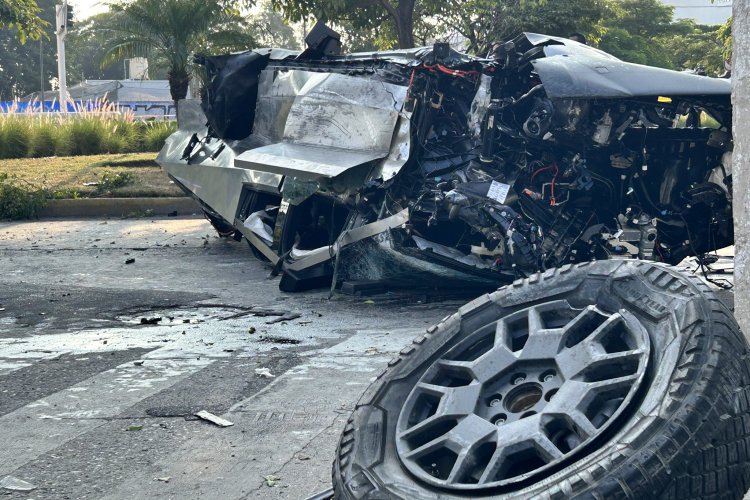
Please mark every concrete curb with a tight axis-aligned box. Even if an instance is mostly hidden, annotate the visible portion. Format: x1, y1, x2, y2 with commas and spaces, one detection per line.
38, 197, 202, 218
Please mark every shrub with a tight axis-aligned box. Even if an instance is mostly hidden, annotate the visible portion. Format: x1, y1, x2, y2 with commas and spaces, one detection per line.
0, 173, 48, 220
27, 119, 60, 158
65, 117, 107, 156
102, 117, 140, 153
97, 171, 134, 192
0, 99, 176, 159
142, 120, 177, 151
0, 117, 32, 159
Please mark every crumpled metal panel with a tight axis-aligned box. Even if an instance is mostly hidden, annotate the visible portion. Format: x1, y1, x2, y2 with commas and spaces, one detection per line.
235, 72, 407, 180
283, 72, 405, 151
157, 100, 283, 223
251, 69, 315, 143
377, 114, 412, 181
522, 32, 731, 99
235, 142, 384, 180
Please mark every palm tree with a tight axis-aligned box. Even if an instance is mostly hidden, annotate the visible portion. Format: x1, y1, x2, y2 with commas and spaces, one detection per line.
99, 0, 254, 106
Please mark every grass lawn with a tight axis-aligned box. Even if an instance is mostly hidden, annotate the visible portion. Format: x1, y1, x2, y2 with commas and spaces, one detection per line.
1, 152, 184, 198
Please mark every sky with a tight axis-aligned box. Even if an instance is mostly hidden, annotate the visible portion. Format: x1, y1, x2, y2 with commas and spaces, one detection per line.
68, 0, 110, 20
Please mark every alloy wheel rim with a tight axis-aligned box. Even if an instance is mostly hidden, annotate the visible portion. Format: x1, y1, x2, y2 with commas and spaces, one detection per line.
395, 300, 650, 490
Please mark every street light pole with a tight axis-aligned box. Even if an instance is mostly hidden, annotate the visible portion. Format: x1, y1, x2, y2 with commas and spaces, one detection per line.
40, 40, 44, 111
55, 1, 71, 113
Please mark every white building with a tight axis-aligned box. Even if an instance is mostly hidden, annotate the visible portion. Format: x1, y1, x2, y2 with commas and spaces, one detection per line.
660, 0, 732, 25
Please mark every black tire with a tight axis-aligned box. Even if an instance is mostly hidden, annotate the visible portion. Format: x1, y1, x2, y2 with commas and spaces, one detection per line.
332, 260, 750, 499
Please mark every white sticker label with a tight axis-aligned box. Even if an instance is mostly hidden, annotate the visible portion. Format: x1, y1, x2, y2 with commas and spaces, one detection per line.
487, 180, 511, 203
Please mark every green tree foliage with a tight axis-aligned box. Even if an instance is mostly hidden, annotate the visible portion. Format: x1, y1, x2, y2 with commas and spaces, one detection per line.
659, 22, 726, 74
66, 14, 128, 83
597, 0, 677, 67
605, 0, 674, 38
271, 0, 434, 49
435, 0, 608, 55
98, 0, 256, 104
0, 0, 46, 42
251, 0, 300, 49
596, 0, 726, 73
267, 0, 729, 75
0, 0, 56, 99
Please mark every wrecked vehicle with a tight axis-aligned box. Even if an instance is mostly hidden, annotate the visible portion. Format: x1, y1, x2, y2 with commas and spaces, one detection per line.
158, 25, 750, 498
157, 28, 733, 294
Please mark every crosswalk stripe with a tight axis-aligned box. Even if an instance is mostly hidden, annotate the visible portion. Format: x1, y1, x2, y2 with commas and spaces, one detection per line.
0, 357, 212, 477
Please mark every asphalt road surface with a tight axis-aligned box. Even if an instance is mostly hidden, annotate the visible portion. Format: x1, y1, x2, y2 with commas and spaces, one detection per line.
0, 217, 738, 500
0, 217, 461, 499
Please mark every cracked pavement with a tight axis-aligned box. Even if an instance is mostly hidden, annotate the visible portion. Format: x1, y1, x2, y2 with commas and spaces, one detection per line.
0, 217, 462, 499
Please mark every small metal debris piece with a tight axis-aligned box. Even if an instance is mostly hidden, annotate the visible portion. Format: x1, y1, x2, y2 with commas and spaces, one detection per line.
264, 474, 280, 487
140, 317, 162, 325
0, 476, 37, 492
156, 477, 171, 483
127, 425, 143, 431
133, 360, 145, 366
125, 258, 136, 264
248, 327, 256, 334
265, 312, 302, 324
195, 410, 234, 427
255, 367, 274, 378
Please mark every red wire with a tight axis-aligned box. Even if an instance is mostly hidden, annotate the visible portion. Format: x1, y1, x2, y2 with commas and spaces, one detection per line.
530, 163, 559, 205
407, 68, 416, 100
420, 64, 480, 79
531, 164, 554, 181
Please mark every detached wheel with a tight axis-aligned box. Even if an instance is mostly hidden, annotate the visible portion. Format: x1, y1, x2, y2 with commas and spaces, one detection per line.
333, 261, 750, 499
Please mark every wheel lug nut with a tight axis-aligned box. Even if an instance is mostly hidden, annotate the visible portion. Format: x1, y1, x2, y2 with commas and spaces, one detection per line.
495, 417, 505, 425
489, 398, 501, 407
543, 374, 554, 382
513, 376, 525, 385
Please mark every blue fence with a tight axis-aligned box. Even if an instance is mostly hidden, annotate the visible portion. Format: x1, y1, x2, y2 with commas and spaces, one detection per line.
0, 101, 176, 119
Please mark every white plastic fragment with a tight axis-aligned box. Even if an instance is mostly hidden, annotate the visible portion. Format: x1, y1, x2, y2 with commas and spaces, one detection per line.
0, 476, 37, 492
255, 367, 274, 378
195, 410, 234, 427
264, 474, 280, 487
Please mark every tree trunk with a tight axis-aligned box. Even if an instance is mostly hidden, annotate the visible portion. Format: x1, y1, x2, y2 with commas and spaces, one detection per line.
733, 0, 750, 344
377, 0, 415, 48
392, 0, 415, 49
167, 67, 190, 117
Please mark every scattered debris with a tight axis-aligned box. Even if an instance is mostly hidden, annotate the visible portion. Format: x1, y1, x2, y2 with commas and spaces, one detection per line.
133, 360, 145, 366
264, 475, 280, 487
127, 425, 143, 431
0, 476, 37, 492
255, 367, 275, 378
257, 335, 301, 345
156, 477, 171, 483
266, 312, 302, 324
365, 347, 381, 355
125, 258, 135, 265
195, 410, 234, 427
248, 326, 256, 334
296, 454, 310, 461
140, 317, 162, 325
